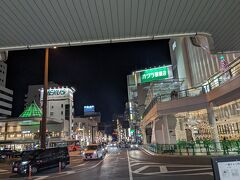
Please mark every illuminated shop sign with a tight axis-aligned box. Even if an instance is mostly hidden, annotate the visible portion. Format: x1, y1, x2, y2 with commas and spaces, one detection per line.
47, 89, 66, 96
84, 105, 95, 113
22, 130, 31, 134
140, 66, 172, 83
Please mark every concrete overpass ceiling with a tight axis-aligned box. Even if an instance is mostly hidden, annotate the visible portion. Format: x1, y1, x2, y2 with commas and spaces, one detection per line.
0, 0, 239, 52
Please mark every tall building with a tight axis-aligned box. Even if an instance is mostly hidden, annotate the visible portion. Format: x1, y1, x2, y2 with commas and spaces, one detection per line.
0, 61, 13, 117
127, 65, 179, 142
25, 82, 58, 107
40, 86, 75, 138
73, 113, 101, 145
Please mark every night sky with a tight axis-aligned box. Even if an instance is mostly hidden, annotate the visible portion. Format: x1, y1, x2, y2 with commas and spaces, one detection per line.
6, 40, 171, 123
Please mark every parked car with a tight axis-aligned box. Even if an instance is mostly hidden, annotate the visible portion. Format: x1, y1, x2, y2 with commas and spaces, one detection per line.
82, 144, 105, 160
0, 153, 6, 160
12, 150, 22, 158
0, 149, 14, 158
12, 147, 70, 175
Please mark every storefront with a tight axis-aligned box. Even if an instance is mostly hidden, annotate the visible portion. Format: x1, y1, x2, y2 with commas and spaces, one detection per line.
175, 99, 240, 141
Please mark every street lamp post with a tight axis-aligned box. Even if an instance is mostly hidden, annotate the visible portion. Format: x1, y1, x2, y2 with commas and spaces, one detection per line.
40, 48, 49, 149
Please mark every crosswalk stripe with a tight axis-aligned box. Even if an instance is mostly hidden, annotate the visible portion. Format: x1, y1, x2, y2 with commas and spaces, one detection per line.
0, 170, 8, 172
134, 166, 150, 173
131, 162, 165, 167
34, 175, 49, 180
160, 166, 168, 173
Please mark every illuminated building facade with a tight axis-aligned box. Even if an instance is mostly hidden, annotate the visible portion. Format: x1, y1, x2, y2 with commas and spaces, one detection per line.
40, 87, 75, 138
0, 61, 13, 117
141, 36, 240, 145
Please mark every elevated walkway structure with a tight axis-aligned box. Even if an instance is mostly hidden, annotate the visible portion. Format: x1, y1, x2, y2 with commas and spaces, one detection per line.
142, 58, 240, 144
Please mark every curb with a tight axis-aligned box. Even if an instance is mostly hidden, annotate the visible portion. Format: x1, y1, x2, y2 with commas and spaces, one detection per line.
140, 147, 214, 159
70, 155, 82, 157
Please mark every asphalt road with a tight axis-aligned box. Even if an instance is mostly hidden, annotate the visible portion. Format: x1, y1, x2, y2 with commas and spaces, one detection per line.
0, 147, 214, 180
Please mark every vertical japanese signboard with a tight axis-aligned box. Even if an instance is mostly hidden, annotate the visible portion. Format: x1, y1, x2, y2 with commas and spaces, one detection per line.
218, 55, 228, 72
140, 66, 171, 83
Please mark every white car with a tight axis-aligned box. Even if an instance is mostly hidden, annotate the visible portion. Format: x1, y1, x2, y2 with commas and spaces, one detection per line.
82, 144, 105, 160
130, 143, 139, 150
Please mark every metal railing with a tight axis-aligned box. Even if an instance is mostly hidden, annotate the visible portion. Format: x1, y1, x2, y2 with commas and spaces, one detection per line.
143, 59, 240, 118
144, 140, 240, 156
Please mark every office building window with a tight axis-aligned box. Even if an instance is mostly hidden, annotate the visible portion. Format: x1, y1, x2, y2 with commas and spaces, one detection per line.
50, 112, 54, 116
65, 104, 70, 120
61, 104, 63, 108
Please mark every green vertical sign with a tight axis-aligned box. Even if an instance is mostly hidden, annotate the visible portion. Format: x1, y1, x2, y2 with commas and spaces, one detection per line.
140, 67, 169, 83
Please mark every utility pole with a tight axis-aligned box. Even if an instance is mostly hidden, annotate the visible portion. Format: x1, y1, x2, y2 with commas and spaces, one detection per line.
40, 48, 49, 149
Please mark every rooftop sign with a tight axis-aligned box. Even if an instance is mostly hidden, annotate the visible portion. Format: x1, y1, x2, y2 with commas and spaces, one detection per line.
47, 89, 66, 96
40, 87, 73, 100
84, 105, 95, 113
140, 66, 172, 83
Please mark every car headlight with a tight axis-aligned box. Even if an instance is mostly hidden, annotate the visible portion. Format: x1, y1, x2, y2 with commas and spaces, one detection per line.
82, 152, 85, 155
136, 144, 138, 147
93, 151, 97, 154
131, 145, 133, 148
21, 161, 29, 165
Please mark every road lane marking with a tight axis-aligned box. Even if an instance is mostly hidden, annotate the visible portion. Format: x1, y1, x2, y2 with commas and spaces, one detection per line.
0, 169, 8, 172
160, 166, 168, 173
34, 175, 49, 180
47, 154, 109, 179
161, 167, 212, 174
65, 170, 76, 174
127, 150, 133, 180
131, 162, 165, 167
133, 167, 212, 175
71, 159, 82, 162
72, 163, 87, 167
134, 166, 149, 173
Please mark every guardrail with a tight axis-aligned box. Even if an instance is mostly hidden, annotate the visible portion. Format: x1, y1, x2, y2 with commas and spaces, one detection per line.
144, 140, 240, 156
143, 59, 240, 118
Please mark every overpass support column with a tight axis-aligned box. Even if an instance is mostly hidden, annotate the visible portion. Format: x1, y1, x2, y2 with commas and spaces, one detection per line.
151, 121, 156, 144
142, 127, 147, 145
207, 102, 220, 150
163, 115, 170, 144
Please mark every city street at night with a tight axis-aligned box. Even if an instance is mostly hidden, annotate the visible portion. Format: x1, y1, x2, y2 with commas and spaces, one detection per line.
0, 148, 213, 180
1, 1, 240, 179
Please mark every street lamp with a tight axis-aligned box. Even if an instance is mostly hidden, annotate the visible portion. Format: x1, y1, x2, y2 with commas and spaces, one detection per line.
40, 48, 49, 149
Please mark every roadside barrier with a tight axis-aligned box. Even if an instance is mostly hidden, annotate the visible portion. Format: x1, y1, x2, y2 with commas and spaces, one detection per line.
144, 140, 240, 156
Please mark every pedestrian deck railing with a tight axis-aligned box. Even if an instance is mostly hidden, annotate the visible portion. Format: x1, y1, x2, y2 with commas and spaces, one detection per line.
143, 58, 240, 118
144, 140, 240, 156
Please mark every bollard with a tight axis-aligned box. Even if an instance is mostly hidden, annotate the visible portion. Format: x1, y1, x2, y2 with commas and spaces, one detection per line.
186, 147, 189, 156
59, 161, 61, 173
28, 165, 32, 180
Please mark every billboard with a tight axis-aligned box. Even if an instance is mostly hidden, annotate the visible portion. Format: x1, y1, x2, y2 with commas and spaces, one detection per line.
40, 87, 73, 100
140, 66, 173, 83
84, 105, 95, 113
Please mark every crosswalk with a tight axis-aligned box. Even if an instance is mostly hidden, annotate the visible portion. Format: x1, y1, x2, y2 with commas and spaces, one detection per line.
0, 169, 10, 174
